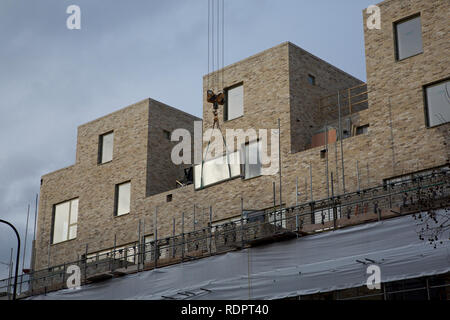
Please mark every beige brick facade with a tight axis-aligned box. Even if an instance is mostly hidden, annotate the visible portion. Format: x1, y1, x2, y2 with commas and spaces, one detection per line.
34, 0, 449, 271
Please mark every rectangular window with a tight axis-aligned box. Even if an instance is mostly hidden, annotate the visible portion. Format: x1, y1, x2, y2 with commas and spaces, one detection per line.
115, 182, 131, 216
194, 151, 241, 190
52, 198, 78, 244
356, 124, 370, 135
224, 84, 244, 121
99, 132, 114, 164
244, 141, 262, 180
424, 79, 450, 127
394, 14, 423, 61
308, 74, 316, 86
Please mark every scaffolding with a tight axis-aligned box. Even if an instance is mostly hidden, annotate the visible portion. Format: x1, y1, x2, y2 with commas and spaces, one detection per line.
1, 167, 449, 299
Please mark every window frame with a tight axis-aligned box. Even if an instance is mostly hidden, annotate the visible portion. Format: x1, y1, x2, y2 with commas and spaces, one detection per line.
393, 13, 423, 61
356, 124, 370, 136
224, 82, 244, 122
423, 78, 450, 128
51, 198, 79, 245
98, 131, 114, 165
114, 181, 131, 217
194, 151, 242, 190
308, 74, 316, 86
243, 140, 263, 180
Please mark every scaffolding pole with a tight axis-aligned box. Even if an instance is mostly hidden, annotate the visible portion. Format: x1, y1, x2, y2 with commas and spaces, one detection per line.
338, 91, 346, 193
278, 119, 283, 214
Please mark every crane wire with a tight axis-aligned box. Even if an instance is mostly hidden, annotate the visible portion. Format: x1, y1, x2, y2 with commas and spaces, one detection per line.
207, 0, 226, 92
222, 0, 225, 91
207, 0, 210, 91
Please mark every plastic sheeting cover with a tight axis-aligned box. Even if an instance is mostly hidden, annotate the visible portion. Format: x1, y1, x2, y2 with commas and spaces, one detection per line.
29, 211, 450, 300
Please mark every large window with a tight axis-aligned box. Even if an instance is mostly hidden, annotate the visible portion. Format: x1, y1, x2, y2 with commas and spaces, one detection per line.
244, 141, 263, 180
394, 15, 423, 61
424, 79, 450, 127
99, 132, 114, 164
224, 84, 244, 121
194, 152, 241, 190
115, 182, 131, 216
52, 198, 78, 244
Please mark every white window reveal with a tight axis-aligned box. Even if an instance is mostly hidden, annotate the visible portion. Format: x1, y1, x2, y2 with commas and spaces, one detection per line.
244, 141, 263, 180
115, 182, 131, 216
53, 198, 78, 244
225, 84, 244, 121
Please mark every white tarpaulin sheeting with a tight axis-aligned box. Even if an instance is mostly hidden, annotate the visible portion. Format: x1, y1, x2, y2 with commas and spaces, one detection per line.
29, 212, 450, 300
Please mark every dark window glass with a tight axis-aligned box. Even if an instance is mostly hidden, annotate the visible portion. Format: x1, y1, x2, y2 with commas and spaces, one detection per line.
356, 125, 370, 135
425, 79, 450, 127
99, 132, 114, 164
308, 74, 316, 86
395, 15, 423, 60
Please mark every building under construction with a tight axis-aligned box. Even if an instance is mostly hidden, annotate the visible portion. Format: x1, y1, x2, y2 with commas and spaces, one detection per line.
2, 0, 449, 300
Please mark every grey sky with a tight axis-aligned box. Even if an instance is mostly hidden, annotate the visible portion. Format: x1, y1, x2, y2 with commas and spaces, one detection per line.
0, 0, 375, 280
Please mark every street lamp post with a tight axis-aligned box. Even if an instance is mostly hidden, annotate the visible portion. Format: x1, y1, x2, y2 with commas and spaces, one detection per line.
0, 219, 21, 300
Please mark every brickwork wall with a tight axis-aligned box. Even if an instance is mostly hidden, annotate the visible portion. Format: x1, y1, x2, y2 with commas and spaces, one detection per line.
34, 0, 449, 271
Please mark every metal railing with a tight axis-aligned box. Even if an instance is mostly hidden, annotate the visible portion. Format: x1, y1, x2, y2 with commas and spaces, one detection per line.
1, 168, 449, 299
319, 83, 369, 116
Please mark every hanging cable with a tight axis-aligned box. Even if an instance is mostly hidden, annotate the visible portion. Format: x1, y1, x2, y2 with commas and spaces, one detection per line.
208, 0, 210, 90
222, 0, 225, 91
201, 0, 232, 189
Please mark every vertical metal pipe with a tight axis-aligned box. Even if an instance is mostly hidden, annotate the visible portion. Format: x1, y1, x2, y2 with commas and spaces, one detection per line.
335, 138, 340, 195
30, 193, 38, 293
338, 91, 346, 193
296, 177, 299, 206
33, 194, 38, 243
47, 243, 50, 269
172, 218, 176, 258
331, 172, 337, 228
240, 197, 245, 246
331, 172, 335, 197
209, 206, 213, 256
181, 212, 185, 260
84, 244, 88, 285
278, 119, 282, 213
112, 234, 116, 271
7, 248, 13, 300
273, 182, 276, 213
357, 160, 361, 191
137, 220, 141, 270
20, 204, 30, 294
154, 207, 158, 268
325, 124, 330, 200
193, 204, 196, 232
142, 219, 146, 264
388, 97, 396, 175
304, 177, 308, 203
309, 162, 313, 201
209, 206, 213, 226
